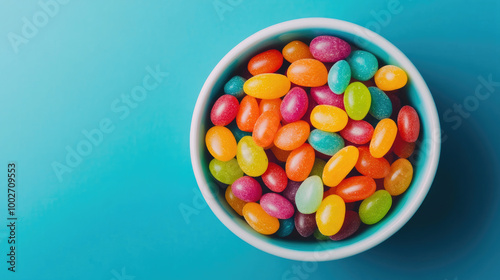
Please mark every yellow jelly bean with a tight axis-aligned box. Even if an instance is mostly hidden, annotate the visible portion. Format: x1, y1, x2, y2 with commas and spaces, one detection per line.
310, 105, 348, 132
316, 195, 346, 236
384, 158, 413, 196
243, 73, 291, 99
370, 118, 397, 158
243, 202, 280, 235
374, 65, 408, 91
322, 146, 359, 187
237, 136, 268, 177
205, 126, 237, 161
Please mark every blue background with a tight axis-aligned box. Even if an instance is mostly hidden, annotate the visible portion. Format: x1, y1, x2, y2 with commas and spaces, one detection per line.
1, 0, 499, 279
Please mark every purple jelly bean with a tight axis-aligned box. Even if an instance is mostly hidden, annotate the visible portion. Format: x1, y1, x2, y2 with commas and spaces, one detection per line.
231, 176, 262, 202
295, 212, 317, 237
260, 193, 295, 219
330, 210, 361, 241
310, 85, 345, 110
309, 36, 351, 63
280, 87, 309, 123
282, 180, 301, 205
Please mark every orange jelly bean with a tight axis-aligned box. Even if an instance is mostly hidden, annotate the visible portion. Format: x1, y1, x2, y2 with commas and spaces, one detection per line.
370, 118, 397, 158
374, 65, 408, 91
322, 146, 359, 187
271, 145, 291, 162
225, 185, 246, 216
243, 74, 291, 99
355, 146, 391, 179
384, 158, 413, 196
287, 59, 328, 87
259, 98, 282, 119
252, 111, 281, 147
274, 120, 310, 151
310, 105, 348, 132
334, 176, 376, 202
282, 40, 314, 63
236, 95, 259, 132
285, 143, 315, 181
242, 202, 280, 235
248, 49, 284, 76
205, 126, 237, 161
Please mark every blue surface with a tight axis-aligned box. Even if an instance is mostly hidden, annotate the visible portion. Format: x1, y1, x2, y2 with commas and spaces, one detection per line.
0, 0, 499, 279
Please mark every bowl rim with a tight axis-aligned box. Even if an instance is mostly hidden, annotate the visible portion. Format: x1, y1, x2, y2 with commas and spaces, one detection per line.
190, 17, 441, 261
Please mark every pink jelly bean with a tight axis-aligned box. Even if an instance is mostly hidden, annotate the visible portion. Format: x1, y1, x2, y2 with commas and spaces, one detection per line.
310, 85, 345, 110
309, 36, 351, 63
330, 210, 361, 241
339, 119, 374, 144
231, 176, 262, 202
282, 180, 301, 205
397, 105, 420, 142
210, 94, 239, 126
295, 212, 317, 237
261, 162, 288, 192
260, 193, 295, 219
280, 87, 309, 123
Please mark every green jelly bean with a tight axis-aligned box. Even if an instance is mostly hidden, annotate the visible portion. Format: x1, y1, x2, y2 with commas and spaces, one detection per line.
344, 82, 371, 120
237, 136, 268, 177
309, 158, 327, 178
368, 87, 392, 120
313, 228, 330, 241
359, 190, 392, 225
295, 176, 323, 214
209, 158, 243, 185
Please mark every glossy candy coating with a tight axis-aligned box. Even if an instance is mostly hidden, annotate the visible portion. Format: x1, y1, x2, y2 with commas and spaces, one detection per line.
355, 146, 391, 179
359, 190, 392, 225
346, 50, 378, 81
309, 36, 351, 63
248, 49, 283, 76
310, 105, 348, 132
330, 210, 361, 241
368, 87, 392, 120
282, 40, 314, 63
209, 158, 243, 184
276, 218, 295, 237
309, 158, 327, 178
316, 194, 346, 236
328, 60, 351, 94
236, 95, 259, 132
225, 186, 246, 216
244, 74, 291, 99
294, 212, 317, 237
274, 120, 310, 151
398, 105, 420, 142
370, 118, 397, 158
308, 129, 345, 156
310, 85, 345, 110
211, 94, 239, 126
282, 180, 301, 205
205, 126, 237, 161
259, 98, 282, 119
231, 176, 262, 202
271, 145, 291, 162
334, 176, 376, 202
384, 158, 413, 196
286, 143, 316, 182
237, 136, 268, 177
260, 193, 295, 219
374, 65, 408, 91
323, 146, 359, 187
339, 119, 374, 145
224, 76, 246, 98
287, 59, 328, 87
295, 176, 324, 214
252, 111, 281, 147
344, 82, 371, 120
261, 162, 288, 192
243, 203, 280, 235
280, 87, 308, 123
393, 134, 415, 159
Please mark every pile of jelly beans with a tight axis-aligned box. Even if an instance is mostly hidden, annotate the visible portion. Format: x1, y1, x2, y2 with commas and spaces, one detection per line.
205, 35, 421, 241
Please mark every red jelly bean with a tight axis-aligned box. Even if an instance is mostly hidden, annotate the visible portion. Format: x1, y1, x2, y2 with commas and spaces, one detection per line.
398, 105, 420, 142
261, 162, 288, 192
392, 134, 416, 159
355, 146, 391, 179
286, 143, 315, 182
310, 85, 345, 110
248, 49, 284, 76
340, 119, 374, 145
330, 211, 361, 241
236, 95, 259, 132
210, 94, 239, 126
334, 176, 376, 202
252, 111, 281, 147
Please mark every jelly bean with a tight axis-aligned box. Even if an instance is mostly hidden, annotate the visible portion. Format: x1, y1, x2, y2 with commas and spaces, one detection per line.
314, 228, 330, 241
286, 143, 315, 182
210, 94, 239, 126
259, 98, 282, 119
316, 194, 346, 236
287, 59, 328, 87
309, 35, 351, 63
398, 105, 420, 142
237, 136, 268, 177
276, 218, 295, 237
295, 175, 324, 214
260, 193, 295, 219
370, 118, 397, 158
384, 158, 413, 196
355, 146, 391, 179
386, 91, 401, 120
248, 49, 283, 76
374, 65, 408, 91
334, 176, 376, 202
309, 158, 327, 178
271, 145, 291, 162
227, 122, 252, 142
328, 60, 351, 94
310, 105, 348, 132
323, 146, 359, 187
209, 158, 243, 184
274, 120, 310, 151
302, 93, 317, 126
308, 129, 345, 156
282, 180, 300, 205
224, 75, 246, 98
346, 50, 378, 81
243, 202, 280, 235
339, 119, 374, 145
280, 87, 309, 123
294, 212, 317, 237
231, 176, 262, 202
252, 111, 280, 147
225, 185, 246, 216
282, 40, 314, 63
310, 85, 345, 110
330, 210, 361, 241
261, 162, 288, 192
392, 134, 415, 159
359, 190, 392, 225
244, 74, 291, 99
344, 82, 371, 120
368, 87, 392, 120
205, 126, 237, 161
236, 95, 259, 132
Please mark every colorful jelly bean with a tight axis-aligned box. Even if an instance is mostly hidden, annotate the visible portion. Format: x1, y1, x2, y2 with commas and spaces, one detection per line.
392, 134, 415, 159
310, 85, 345, 110
210, 94, 239, 126
314, 228, 330, 241
374, 65, 408, 91
227, 121, 251, 142
334, 176, 376, 202
243, 202, 280, 235
316, 194, 346, 236
252, 110, 280, 147
231, 176, 262, 202
295, 176, 324, 214
209, 158, 243, 184
261, 162, 288, 192
224, 75, 246, 98
330, 210, 361, 241
308, 129, 345, 156
346, 50, 378, 81
339, 119, 374, 145
384, 158, 413, 196
287, 59, 328, 87
309, 158, 327, 178
368, 87, 392, 120
286, 143, 315, 182
398, 105, 420, 142
355, 146, 391, 179
328, 60, 351, 94
248, 49, 283, 76
370, 118, 397, 158
237, 136, 268, 177
244, 73, 291, 99
259, 98, 282, 119
274, 120, 310, 151
280, 87, 309, 123
344, 82, 371, 120
236, 95, 259, 132
260, 193, 295, 219
205, 126, 237, 161
282, 40, 314, 63
225, 185, 246, 216
294, 212, 317, 237
270, 145, 291, 162
282, 180, 300, 206
387, 91, 402, 120
276, 218, 295, 237
309, 36, 351, 63
323, 146, 359, 187
359, 190, 392, 225
310, 105, 348, 132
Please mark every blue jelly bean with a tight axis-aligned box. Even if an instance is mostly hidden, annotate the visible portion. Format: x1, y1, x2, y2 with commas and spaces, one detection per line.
224, 76, 246, 98
276, 218, 295, 237
308, 129, 345, 156
346, 50, 378, 81
328, 60, 351, 94
227, 122, 251, 142
368, 87, 392, 120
